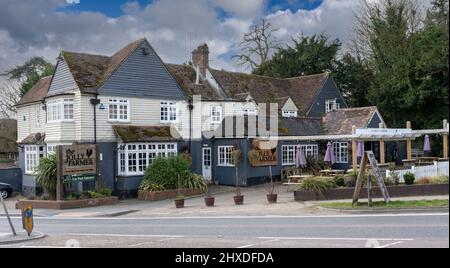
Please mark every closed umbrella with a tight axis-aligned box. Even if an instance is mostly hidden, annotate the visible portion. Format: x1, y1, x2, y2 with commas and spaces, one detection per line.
324, 142, 336, 165
357, 141, 364, 158
296, 145, 307, 168
423, 135, 431, 152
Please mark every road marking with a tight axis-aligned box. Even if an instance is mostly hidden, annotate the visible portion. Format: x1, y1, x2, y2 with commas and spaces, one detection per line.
57, 233, 184, 238
376, 241, 404, 248
258, 237, 414, 241
238, 239, 279, 249
3, 212, 447, 220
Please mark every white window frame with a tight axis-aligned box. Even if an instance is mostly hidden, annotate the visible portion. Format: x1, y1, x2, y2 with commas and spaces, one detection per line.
160, 101, 178, 123
117, 143, 178, 176
282, 144, 319, 166
282, 110, 297, 118
211, 106, 223, 124
325, 99, 340, 113
108, 99, 130, 122
24, 145, 45, 174
35, 105, 41, 127
333, 141, 349, 164
242, 108, 257, 115
46, 98, 74, 122
218, 146, 234, 167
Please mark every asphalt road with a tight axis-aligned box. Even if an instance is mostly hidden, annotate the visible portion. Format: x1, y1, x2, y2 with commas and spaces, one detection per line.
1, 213, 448, 248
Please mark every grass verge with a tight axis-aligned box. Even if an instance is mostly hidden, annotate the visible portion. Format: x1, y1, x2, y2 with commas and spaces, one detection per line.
320, 199, 449, 209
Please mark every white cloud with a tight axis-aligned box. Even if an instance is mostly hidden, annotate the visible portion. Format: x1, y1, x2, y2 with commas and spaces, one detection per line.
65, 0, 80, 4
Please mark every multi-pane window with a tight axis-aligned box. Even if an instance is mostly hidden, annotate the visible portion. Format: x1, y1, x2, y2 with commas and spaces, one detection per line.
47, 98, 74, 122
333, 141, 348, 163
35, 105, 40, 126
282, 144, 319, 166
109, 99, 129, 122
282, 110, 297, 118
25, 145, 45, 174
218, 146, 234, 166
242, 108, 257, 115
160, 101, 177, 122
117, 143, 177, 176
325, 99, 340, 113
211, 106, 222, 123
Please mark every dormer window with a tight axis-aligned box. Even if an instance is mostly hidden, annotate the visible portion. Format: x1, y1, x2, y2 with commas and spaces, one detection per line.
242, 108, 257, 115
282, 110, 297, 118
325, 99, 340, 113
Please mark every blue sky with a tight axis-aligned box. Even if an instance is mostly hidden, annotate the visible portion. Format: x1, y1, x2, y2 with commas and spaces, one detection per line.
60, 0, 324, 18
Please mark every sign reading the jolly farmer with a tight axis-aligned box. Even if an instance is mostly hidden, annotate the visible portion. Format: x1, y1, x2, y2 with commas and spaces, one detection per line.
62, 144, 97, 183
249, 140, 278, 167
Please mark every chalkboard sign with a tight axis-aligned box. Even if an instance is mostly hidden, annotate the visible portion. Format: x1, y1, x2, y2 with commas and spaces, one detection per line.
366, 151, 391, 203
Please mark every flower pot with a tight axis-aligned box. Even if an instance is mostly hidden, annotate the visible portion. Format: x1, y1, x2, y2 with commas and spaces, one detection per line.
266, 193, 278, 204
174, 199, 185, 208
233, 195, 244, 205
204, 196, 215, 207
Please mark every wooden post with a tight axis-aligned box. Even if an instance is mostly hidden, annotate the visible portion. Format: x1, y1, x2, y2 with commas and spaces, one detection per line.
444, 120, 448, 158
56, 146, 63, 201
406, 121, 412, 160
379, 123, 385, 164
352, 152, 368, 206
352, 125, 358, 171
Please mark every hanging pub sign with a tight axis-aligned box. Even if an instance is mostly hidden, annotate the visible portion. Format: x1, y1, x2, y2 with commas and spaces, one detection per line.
248, 140, 278, 167
62, 144, 97, 183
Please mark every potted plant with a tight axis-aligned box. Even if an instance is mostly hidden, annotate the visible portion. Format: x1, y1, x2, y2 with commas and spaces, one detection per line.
265, 166, 277, 204
232, 145, 244, 205
174, 175, 185, 208
204, 181, 215, 207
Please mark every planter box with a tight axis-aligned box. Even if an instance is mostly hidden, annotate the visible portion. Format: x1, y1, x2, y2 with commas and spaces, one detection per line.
15, 196, 119, 210
294, 184, 449, 201
138, 188, 204, 201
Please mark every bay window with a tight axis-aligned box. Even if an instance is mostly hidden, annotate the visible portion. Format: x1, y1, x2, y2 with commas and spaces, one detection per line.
47, 98, 74, 122
117, 143, 177, 176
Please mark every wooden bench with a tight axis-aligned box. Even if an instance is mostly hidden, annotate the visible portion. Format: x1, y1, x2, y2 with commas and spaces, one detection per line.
283, 174, 314, 191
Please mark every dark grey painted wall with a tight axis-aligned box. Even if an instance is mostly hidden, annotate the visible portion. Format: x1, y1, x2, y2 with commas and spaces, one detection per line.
212, 139, 321, 186
0, 167, 22, 192
307, 77, 347, 117
368, 112, 383, 128
99, 41, 186, 100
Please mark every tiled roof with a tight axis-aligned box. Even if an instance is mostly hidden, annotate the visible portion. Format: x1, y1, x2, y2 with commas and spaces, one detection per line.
0, 119, 17, 153
113, 125, 182, 143
209, 69, 329, 115
17, 76, 52, 106
20, 133, 45, 145
165, 64, 224, 101
62, 39, 145, 93
205, 115, 323, 138
322, 106, 379, 135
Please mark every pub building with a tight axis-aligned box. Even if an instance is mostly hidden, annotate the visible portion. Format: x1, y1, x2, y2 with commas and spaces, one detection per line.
16, 39, 448, 198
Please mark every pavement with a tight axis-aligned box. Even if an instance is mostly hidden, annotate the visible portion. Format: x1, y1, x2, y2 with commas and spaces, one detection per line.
2, 184, 448, 219
0, 231, 45, 245
1, 184, 448, 247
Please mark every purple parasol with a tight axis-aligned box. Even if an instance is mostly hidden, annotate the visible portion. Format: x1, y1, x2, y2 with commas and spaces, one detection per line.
423, 135, 431, 152
296, 145, 307, 168
324, 142, 336, 164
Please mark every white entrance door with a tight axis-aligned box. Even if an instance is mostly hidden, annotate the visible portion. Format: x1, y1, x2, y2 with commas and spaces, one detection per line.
202, 147, 212, 181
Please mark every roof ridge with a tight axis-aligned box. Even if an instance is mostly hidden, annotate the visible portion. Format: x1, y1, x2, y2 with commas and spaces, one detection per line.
332, 106, 377, 111
210, 68, 329, 81
61, 50, 110, 58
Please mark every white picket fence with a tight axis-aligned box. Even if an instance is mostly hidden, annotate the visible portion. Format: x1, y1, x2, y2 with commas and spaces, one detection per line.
386, 161, 449, 182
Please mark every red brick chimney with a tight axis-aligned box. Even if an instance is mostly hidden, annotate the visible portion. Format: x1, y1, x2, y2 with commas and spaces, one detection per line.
192, 43, 209, 77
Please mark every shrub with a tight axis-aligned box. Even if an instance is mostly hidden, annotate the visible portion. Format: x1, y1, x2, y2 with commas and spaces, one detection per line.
430, 175, 449, 185
88, 191, 104, 198
416, 177, 433, 185
141, 156, 191, 190
404, 172, 415, 185
334, 176, 346, 187
99, 188, 113, 196
385, 171, 400, 186
35, 154, 57, 199
299, 177, 336, 194
184, 173, 206, 190
140, 181, 166, 192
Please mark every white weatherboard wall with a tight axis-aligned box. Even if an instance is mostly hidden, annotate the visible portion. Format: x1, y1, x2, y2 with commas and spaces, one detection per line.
16, 103, 46, 142
386, 161, 449, 182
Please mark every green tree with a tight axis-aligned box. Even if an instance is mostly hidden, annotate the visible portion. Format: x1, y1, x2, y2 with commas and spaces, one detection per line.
253, 33, 341, 78
333, 53, 373, 107
0, 57, 54, 117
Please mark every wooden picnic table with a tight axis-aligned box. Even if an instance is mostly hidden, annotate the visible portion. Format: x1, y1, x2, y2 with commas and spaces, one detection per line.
319, 169, 345, 176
